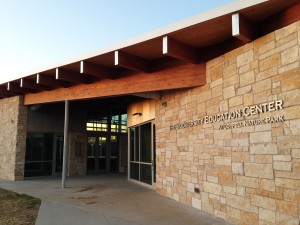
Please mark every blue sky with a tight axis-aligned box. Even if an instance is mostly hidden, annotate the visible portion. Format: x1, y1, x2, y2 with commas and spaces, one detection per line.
0, 0, 234, 83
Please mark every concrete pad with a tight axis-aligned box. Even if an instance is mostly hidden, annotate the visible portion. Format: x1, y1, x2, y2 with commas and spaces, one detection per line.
36, 200, 137, 225
0, 174, 232, 225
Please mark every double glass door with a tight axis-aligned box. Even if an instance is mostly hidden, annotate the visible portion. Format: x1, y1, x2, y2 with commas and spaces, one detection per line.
87, 135, 119, 173
87, 135, 107, 173
129, 122, 156, 187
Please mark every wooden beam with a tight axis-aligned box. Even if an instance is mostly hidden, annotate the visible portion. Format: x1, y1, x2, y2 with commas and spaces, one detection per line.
163, 36, 200, 64
232, 13, 255, 43
7, 82, 33, 93
21, 78, 52, 91
0, 86, 19, 96
24, 63, 206, 105
0, 86, 11, 97
0, 90, 12, 97
131, 92, 162, 100
115, 51, 150, 73
259, 2, 300, 36
37, 74, 71, 88
56, 68, 94, 84
80, 61, 115, 79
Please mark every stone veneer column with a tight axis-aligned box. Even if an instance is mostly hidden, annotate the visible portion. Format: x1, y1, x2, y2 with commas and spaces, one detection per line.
0, 96, 28, 181
68, 133, 87, 176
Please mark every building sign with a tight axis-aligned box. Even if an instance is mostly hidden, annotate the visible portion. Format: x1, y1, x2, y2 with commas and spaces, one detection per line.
170, 100, 284, 131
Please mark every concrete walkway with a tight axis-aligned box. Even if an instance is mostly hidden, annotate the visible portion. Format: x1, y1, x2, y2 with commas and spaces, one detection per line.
0, 174, 232, 225
36, 200, 136, 225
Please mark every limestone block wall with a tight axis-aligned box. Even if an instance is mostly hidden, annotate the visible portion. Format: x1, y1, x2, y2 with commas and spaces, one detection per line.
68, 133, 87, 176
155, 21, 300, 225
0, 96, 28, 180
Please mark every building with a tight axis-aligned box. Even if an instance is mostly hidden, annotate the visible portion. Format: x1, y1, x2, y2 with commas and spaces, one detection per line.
0, 0, 300, 224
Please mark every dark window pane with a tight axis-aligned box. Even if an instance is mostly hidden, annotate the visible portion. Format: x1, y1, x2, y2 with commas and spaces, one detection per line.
87, 137, 96, 157
110, 158, 118, 172
111, 136, 118, 157
130, 162, 139, 180
98, 158, 106, 170
140, 123, 151, 163
99, 137, 107, 157
25, 133, 53, 177
135, 127, 139, 161
140, 164, 152, 185
44, 134, 54, 160
24, 162, 52, 177
130, 128, 134, 161
87, 158, 95, 171
56, 136, 64, 173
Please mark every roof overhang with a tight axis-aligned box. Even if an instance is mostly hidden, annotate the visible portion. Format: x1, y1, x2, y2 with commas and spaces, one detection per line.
0, 0, 299, 104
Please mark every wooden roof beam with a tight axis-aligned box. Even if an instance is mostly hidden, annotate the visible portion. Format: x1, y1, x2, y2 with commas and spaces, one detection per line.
80, 61, 115, 80
131, 92, 162, 100
0, 93, 8, 99
37, 74, 71, 88
21, 78, 52, 91
115, 51, 150, 73
56, 68, 94, 84
7, 82, 34, 93
163, 36, 200, 64
232, 13, 255, 43
259, 2, 300, 36
0, 86, 18, 97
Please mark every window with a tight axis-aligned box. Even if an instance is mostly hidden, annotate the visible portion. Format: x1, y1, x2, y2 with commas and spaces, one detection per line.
86, 117, 108, 132
86, 114, 127, 133
25, 133, 54, 177
121, 114, 127, 133
111, 115, 119, 133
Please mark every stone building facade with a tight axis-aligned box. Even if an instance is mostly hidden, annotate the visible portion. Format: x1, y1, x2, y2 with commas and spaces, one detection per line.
155, 21, 300, 225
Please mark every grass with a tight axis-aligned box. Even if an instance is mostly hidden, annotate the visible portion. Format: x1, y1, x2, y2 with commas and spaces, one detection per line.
0, 188, 41, 225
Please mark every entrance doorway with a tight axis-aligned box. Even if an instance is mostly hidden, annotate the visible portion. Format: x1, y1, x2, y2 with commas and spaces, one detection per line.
87, 135, 107, 172
86, 113, 128, 174
129, 121, 156, 187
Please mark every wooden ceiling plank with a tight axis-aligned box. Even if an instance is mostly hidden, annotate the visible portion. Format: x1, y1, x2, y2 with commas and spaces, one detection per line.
37, 74, 71, 88
162, 36, 200, 64
56, 68, 94, 84
20, 78, 52, 91
80, 61, 115, 80
232, 13, 255, 43
115, 51, 150, 73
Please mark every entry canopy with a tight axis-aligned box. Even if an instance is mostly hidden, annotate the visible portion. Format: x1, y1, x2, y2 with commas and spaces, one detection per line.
0, 0, 299, 104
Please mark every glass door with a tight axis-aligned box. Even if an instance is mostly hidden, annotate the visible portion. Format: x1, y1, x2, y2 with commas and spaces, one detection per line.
87, 135, 107, 173
129, 121, 155, 187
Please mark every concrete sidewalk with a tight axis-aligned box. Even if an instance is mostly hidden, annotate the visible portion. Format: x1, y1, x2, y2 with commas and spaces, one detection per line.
36, 200, 137, 225
0, 174, 232, 225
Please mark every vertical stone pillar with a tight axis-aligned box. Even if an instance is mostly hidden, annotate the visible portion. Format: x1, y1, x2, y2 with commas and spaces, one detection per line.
14, 96, 28, 180
0, 96, 28, 181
